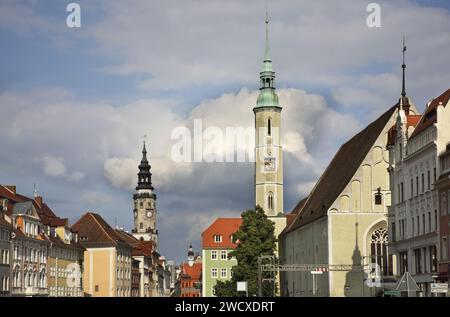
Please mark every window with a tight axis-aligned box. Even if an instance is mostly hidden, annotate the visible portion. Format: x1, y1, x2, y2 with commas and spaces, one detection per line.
448, 191, 450, 215
430, 246, 437, 272
211, 250, 218, 260
427, 171, 431, 190
370, 228, 392, 276
401, 183, 404, 202
399, 252, 408, 275
414, 249, 422, 274
214, 235, 222, 243
411, 218, 415, 237
375, 192, 382, 205
428, 212, 431, 233
421, 174, 424, 193
220, 250, 227, 260
140, 223, 143, 229
422, 214, 425, 235
220, 268, 227, 278
268, 192, 274, 210
410, 179, 414, 198
416, 176, 419, 196
435, 210, 438, 231
95, 285, 99, 292
442, 237, 448, 260
416, 216, 419, 236
211, 268, 218, 278
268, 118, 271, 136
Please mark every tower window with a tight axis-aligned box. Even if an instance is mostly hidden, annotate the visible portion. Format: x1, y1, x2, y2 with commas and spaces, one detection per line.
268, 192, 274, 210
268, 118, 271, 136
140, 223, 143, 229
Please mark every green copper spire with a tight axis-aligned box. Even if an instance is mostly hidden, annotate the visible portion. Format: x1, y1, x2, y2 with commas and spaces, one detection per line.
255, 10, 281, 110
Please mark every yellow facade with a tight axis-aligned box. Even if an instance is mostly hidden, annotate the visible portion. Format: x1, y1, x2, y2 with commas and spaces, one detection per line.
48, 244, 83, 297
83, 246, 132, 297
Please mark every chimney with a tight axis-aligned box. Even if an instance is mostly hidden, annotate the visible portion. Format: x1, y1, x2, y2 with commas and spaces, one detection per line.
35, 196, 43, 207
5, 186, 16, 194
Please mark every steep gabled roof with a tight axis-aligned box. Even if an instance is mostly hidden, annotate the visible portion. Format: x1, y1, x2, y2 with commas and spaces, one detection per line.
71, 212, 131, 248
180, 262, 202, 281
409, 88, 450, 139
282, 105, 397, 235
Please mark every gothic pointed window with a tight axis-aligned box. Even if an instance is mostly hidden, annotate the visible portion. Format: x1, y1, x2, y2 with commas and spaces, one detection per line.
370, 228, 393, 276
268, 192, 274, 210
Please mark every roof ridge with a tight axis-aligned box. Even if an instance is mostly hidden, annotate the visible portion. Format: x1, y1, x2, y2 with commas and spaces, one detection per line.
88, 212, 117, 245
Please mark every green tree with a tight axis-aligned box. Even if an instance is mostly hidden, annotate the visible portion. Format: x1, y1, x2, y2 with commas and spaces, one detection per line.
214, 206, 277, 297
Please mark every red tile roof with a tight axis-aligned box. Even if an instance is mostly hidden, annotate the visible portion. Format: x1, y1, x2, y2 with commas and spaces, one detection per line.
409, 88, 450, 139
114, 229, 155, 257
202, 218, 242, 249
387, 114, 422, 146
181, 262, 202, 281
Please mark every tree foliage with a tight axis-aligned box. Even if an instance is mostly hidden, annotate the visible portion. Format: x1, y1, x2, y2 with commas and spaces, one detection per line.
214, 206, 277, 297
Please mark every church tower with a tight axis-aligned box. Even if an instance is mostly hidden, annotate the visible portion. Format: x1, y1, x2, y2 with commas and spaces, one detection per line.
132, 141, 158, 245
254, 13, 284, 220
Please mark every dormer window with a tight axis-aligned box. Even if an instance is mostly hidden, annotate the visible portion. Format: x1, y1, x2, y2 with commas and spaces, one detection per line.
214, 235, 222, 243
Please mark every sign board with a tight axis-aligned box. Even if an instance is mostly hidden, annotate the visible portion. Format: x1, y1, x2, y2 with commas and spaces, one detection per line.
236, 281, 248, 292
431, 283, 448, 294
384, 290, 401, 297
311, 271, 324, 275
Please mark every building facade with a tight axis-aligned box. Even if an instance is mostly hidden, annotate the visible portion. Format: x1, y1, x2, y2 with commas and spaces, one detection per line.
0, 209, 12, 297
202, 218, 241, 297
388, 87, 450, 296
280, 102, 404, 297
436, 145, 450, 286
10, 201, 50, 297
72, 212, 133, 297
177, 246, 202, 297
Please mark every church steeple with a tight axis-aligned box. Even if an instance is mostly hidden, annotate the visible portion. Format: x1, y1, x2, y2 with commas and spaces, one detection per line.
255, 10, 281, 109
136, 141, 154, 191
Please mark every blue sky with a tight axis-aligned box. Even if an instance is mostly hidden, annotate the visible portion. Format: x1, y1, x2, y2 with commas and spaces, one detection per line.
0, 0, 449, 263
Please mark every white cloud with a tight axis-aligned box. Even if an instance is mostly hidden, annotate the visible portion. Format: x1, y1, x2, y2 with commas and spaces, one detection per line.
42, 156, 66, 177
103, 158, 137, 191
41, 155, 84, 183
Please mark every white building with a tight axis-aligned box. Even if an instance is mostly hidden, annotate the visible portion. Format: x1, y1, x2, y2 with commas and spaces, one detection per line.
387, 87, 450, 296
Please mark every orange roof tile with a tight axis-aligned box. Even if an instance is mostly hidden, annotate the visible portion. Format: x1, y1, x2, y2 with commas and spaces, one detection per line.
202, 218, 242, 249
181, 262, 202, 281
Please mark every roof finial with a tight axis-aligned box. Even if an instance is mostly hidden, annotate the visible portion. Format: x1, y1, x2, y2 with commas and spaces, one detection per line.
264, 7, 271, 62
401, 35, 407, 98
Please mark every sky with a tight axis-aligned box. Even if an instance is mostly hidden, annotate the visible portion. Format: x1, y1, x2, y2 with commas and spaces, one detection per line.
0, 0, 449, 263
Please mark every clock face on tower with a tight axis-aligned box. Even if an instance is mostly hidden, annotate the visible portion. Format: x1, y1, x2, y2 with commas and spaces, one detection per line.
146, 211, 153, 218
264, 157, 276, 172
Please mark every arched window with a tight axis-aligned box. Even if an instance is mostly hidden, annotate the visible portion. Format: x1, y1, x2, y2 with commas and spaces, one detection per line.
370, 228, 392, 276
268, 118, 271, 136
268, 192, 274, 210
